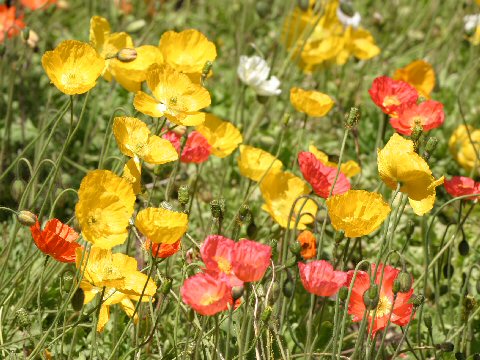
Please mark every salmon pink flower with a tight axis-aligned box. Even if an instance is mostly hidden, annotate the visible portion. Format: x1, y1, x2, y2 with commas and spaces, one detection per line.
444, 176, 480, 200
20, 0, 56, 10
181, 272, 232, 316
0, 5, 25, 43
163, 131, 211, 163
201, 235, 242, 287
145, 239, 181, 258
30, 219, 82, 263
390, 100, 445, 136
347, 264, 414, 336
369, 76, 418, 116
298, 151, 350, 199
232, 239, 272, 282
298, 260, 346, 297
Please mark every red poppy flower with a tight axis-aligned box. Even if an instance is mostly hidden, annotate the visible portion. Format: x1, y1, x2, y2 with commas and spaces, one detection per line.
369, 76, 418, 116
146, 239, 181, 258
297, 230, 317, 260
20, 0, 56, 10
298, 152, 350, 199
0, 5, 25, 43
163, 131, 211, 163
231, 239, 272, 282
180, 272, 233, 316
389, 100, 444, 136
444, 176, 480, 200
200, 235, 243, 287
298, 260, 346, 297
30, 219, 82, 263
346, 264, 414, 336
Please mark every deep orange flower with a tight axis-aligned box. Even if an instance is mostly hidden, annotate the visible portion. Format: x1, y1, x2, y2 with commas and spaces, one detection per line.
181, 272, 232, 316
0, 5, 25, 43
444, 176, 480, 200
145, 239, 181, 258
390, 100, 445, 136
297, 230, 317, 259
20, 0, 57, 10
369, 76, 418, 116
163, 131, 211, 163
298, 151, 350, 198
347, 264, 414, 336
231, 239, 271, 283
30, 219, 82, 263
298, 260, 346, 297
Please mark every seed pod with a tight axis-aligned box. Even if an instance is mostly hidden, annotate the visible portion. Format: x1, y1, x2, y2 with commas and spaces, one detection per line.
232, 286, 244, 301
160, 278, 173, 295
11, 179, 26, 202
410, 294, 425, 307
177, 185, 190, 206
443, 263, 454, 279
116, 48, 137, 62
71, 288, 85, 312
15, 308, 30, 330
396, 272, 412, 293
282, 279, 294, 298
17, 210, 36, 226
458, 239, 469, 256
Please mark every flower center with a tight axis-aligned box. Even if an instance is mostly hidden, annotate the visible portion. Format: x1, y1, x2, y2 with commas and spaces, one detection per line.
382, 95, 400, 107
373, 295, 392, 318
214, 256, 232, 274
61, 71, 83, 88
200, 292, 222, 306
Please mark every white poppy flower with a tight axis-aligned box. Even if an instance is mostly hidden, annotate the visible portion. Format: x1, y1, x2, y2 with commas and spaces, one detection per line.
464, 14, 480, 33
237, 55, 281, 96
336, 6, 361, 29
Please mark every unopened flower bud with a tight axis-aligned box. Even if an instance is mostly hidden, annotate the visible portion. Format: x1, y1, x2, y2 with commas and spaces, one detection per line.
125, 19, 146, 33
161, 278, 173, 295
269, 282, 280, 305
247, 221, 258, 239
116, 48, 137, 62
411, 122, 423, 148
160, 201, 174, 211
405, 219, 415, 239
436, 342, 454, 352
177, 185, 190, 206
458, 239, 469, 256
410, 294, 425, 307
283, 279, 294, 297
17, 210, 36, 226
256, 1, 270, 17
238, 205, 251, 223
232, 285, 244, 301
15, 308, 30, 330
338, 286, 349, 301
339, 1, 355, 17
297, 0, 310, 11
396, 272, 412, 293
345, 107, 360, 128
392, 279, 401, 294
289, 241, 302, 255
71, 288, 85, 312
423, 314, 432, 329
11, 179, 26, 202
363, 284, 379, 309
21, 27, 30, 42
210, 199, 224, 220
443, 263, 454, 279
285, 256, 298, 268
261, 306, 272, 322
201, 60, 213, 82
423, 137, 438, 161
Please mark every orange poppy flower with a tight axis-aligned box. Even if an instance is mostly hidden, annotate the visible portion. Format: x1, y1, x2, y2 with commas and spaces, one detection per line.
297, 230, 317, 259
30, 218, 82, 263
20, 0, 56, 10
0, 5, 25, 43
145, 239, 181, 258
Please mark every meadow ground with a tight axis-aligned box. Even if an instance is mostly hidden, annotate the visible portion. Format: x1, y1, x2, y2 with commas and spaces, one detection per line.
1, 0, 480, 359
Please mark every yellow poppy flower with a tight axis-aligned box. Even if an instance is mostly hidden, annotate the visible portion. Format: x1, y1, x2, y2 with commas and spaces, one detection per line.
336, 27, 380, 65
135, 207, 188, 244
237, 145, 283, 182
308, 144, 361, 178
109, 45, 164, 92
158, 29, 217, 82
75, 170, 135, 249
326, 190, 391, 238
76, 247, 156, 332
89, 16, 133, 60
393, 60, 435, 99
378, 134, 444, 216
260, 170, 318, 229
113, 116, 178, 164
196, 114, 242, 158
133, 64, 211, 126
123, 157, 142, 194
290, 87, 334, 117
448, 125, 480, 174
41, 40, 105, 95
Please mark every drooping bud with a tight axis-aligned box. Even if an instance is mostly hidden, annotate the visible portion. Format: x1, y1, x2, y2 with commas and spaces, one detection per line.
345, 107, 360, 129
160, 278, 173, 295
436, 342, 454, 352
232, 285, 244, 301
410, 294, 425, 307
11, 179, 26, 202
338, 286, 349, 301
15, 308, 30, 330
443, 263, 454, 279
17, 210, 36, 226
177, 185, 190, 206
423, 314, 432, 330
116, 48, 137, 62
261, 306, 273, 322
282, 279, 294, 297
423, 137, 438, 161
458, 239, 469, 256
289, 241, 302, 255
396, 272, 412, 293
363, 284, 379, 309
405, 219, 415, 239
71, 288, 85, 312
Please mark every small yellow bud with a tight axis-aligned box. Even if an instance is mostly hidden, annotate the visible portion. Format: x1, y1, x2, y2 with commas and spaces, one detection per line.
17, 210, 37, 227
